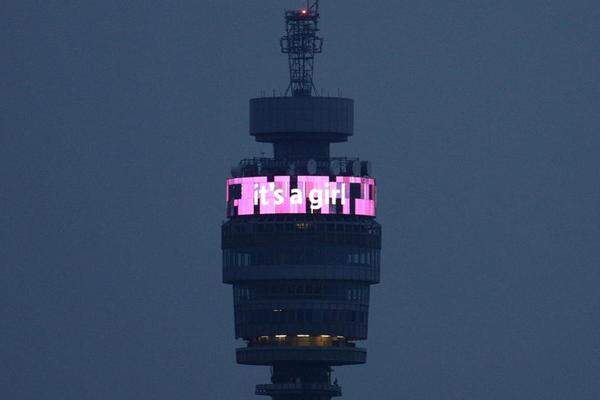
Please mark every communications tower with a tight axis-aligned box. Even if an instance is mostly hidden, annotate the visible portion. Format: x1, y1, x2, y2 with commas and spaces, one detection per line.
223, 2, 381, 398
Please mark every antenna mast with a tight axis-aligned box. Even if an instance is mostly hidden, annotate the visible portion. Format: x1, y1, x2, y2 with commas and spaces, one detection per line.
280, 0, 323, 97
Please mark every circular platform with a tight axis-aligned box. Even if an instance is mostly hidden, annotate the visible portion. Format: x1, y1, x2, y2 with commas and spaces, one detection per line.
250, 97, 354, 143
236, 345, 367, 366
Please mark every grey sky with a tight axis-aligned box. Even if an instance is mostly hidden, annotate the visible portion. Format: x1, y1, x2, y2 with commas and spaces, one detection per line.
2, 1, 599, 399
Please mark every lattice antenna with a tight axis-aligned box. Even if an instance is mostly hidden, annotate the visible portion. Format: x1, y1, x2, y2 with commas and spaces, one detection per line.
280, 1, 323, 97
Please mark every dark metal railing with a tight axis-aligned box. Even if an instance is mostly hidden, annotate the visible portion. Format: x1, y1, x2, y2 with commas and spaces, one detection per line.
232, 157, 369, 177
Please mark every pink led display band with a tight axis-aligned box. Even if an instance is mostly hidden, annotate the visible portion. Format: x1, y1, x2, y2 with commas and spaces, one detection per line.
226, 176, 376, 217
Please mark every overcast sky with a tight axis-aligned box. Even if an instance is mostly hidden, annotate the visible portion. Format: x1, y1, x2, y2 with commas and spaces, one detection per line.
2, 1, 599, 399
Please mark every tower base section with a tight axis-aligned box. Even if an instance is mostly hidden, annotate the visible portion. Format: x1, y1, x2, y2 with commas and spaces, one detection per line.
256, 363, 342, 400
256, 383, 342, 399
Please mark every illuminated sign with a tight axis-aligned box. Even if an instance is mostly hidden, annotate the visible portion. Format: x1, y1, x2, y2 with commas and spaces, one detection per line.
226, 176, 376, 217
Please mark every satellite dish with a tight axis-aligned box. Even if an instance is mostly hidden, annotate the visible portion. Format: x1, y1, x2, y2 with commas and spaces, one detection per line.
307, 159, 317, 175
361, 161, 372, 176
351, 160, 361, 176
330, 159, 341, 175
287, 162, 296, 175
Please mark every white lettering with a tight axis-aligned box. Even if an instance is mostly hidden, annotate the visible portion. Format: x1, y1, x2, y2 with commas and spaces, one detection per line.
290, 188, 303, 205
309, 189, 322, 211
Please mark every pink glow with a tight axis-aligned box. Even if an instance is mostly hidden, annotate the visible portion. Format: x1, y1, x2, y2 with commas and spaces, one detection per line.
226, 175, 376, 217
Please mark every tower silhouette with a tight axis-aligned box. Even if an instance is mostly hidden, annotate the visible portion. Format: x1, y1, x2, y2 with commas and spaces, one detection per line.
223, 2, 381, 398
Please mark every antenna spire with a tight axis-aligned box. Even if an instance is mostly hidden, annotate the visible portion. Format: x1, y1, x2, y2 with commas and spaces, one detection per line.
280, 1, 323, 97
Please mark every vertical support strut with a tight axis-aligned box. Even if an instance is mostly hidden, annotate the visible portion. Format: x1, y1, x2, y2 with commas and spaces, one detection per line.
280, 1, 323, 97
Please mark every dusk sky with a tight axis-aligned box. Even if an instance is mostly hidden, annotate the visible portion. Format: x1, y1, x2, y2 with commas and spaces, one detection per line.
2, 1, 599, 399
